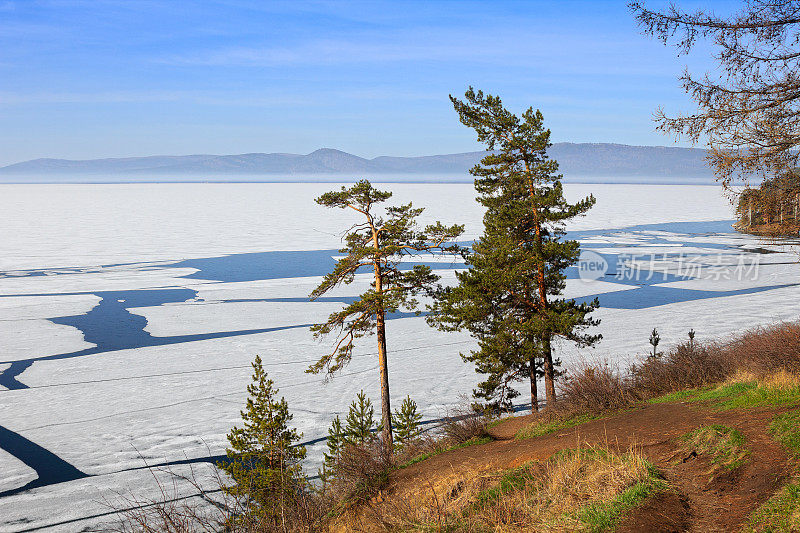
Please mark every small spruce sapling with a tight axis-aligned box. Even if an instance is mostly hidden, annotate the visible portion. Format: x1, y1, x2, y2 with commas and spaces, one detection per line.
688, 329, 696, 350
649, 328, 661, 358
319, 415, 344, 487
344, 390, 377, 446
219, 355, 306, 526
392, 396, 423, 450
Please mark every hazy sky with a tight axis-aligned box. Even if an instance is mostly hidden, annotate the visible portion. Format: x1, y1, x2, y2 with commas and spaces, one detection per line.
0, 0, 734, 166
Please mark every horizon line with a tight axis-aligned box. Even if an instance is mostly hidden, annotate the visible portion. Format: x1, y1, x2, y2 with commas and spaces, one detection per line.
0, 141, 707, 169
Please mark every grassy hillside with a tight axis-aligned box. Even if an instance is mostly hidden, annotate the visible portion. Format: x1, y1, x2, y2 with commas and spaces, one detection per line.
329, 322, 800, 532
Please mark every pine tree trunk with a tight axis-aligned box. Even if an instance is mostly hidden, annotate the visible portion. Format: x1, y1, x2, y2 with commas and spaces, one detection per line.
372, 246, 393, 458
542, 335, 556, 408
376, 311, 392, 457
521, 171, 555, 410
529, 357, 539, 412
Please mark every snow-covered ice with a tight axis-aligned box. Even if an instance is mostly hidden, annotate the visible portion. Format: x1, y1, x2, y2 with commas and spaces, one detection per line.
1, 183, 798, 531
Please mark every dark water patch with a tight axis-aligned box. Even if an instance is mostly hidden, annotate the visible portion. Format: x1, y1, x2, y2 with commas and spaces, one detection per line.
175, 250, 465, 283
0, 361, 34, 390
49, 289, 196, 352
0, 260, 168, 280
0, 230, 789, 390
175, 250, 339, 282
0, 282, 421, 390
568, 219, 738, 238
577, 283, 798, 310
0, 224, 788, 389
0, 425, 88, 498
0, 323, 318, 390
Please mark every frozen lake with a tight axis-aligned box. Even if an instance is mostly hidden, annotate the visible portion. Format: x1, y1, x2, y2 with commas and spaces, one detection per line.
1, 182, 799, 531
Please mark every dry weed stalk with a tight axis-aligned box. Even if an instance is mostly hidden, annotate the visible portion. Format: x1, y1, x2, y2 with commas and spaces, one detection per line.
362, 443, 655, 532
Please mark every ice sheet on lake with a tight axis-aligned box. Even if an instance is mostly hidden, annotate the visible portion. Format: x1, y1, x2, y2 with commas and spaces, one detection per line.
0, 182, 798, 531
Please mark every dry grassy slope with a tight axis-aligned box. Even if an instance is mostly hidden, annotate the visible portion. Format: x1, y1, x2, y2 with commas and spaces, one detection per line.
342, 402, 795, 532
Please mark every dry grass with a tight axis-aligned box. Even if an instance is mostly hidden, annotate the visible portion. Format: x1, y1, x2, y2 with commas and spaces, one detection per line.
324, 406, 493, 530
684, 370, 800, 410
516, 321, 800, 440
367, 444, 665, 532
723, 368, 761, 385
631, 343, 733, 398
719, 322, 800, 375
559, 364, 637, 413
439, 406, 491, 444
758, 369, 800, 391
325, 441, 391, 504
719, 368, 800, 393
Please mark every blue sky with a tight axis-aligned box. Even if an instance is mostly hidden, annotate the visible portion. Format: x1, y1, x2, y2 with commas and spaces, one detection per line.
0, 0, 734, 166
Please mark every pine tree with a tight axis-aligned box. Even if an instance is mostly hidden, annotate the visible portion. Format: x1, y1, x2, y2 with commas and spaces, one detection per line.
430, 88, 601, 411
319, 415, 344, 487
392, 396, 423, 450
649, 328, 661, 358
343, 390, 377, 446
631, 1, 800, 188
218, 355, 306, 526
309, 180, 463, 454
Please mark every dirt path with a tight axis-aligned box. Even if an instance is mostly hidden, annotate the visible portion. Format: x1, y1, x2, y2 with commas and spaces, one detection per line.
637, 407, 792, 532
377, 402, 794, 532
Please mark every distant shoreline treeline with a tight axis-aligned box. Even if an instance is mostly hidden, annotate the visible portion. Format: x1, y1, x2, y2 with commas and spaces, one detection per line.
735, 173, 800, 237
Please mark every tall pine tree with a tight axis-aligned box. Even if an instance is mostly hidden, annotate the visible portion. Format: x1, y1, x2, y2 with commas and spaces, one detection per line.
219, 355, 306, 526
430, 88, 601, 411
309, 180, 463, 454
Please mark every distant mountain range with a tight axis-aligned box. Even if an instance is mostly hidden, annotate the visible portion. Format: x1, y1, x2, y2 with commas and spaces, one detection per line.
0, 143, 715, 184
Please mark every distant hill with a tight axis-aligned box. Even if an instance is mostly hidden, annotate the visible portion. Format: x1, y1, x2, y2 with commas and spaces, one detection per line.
0, 144, 715, 184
